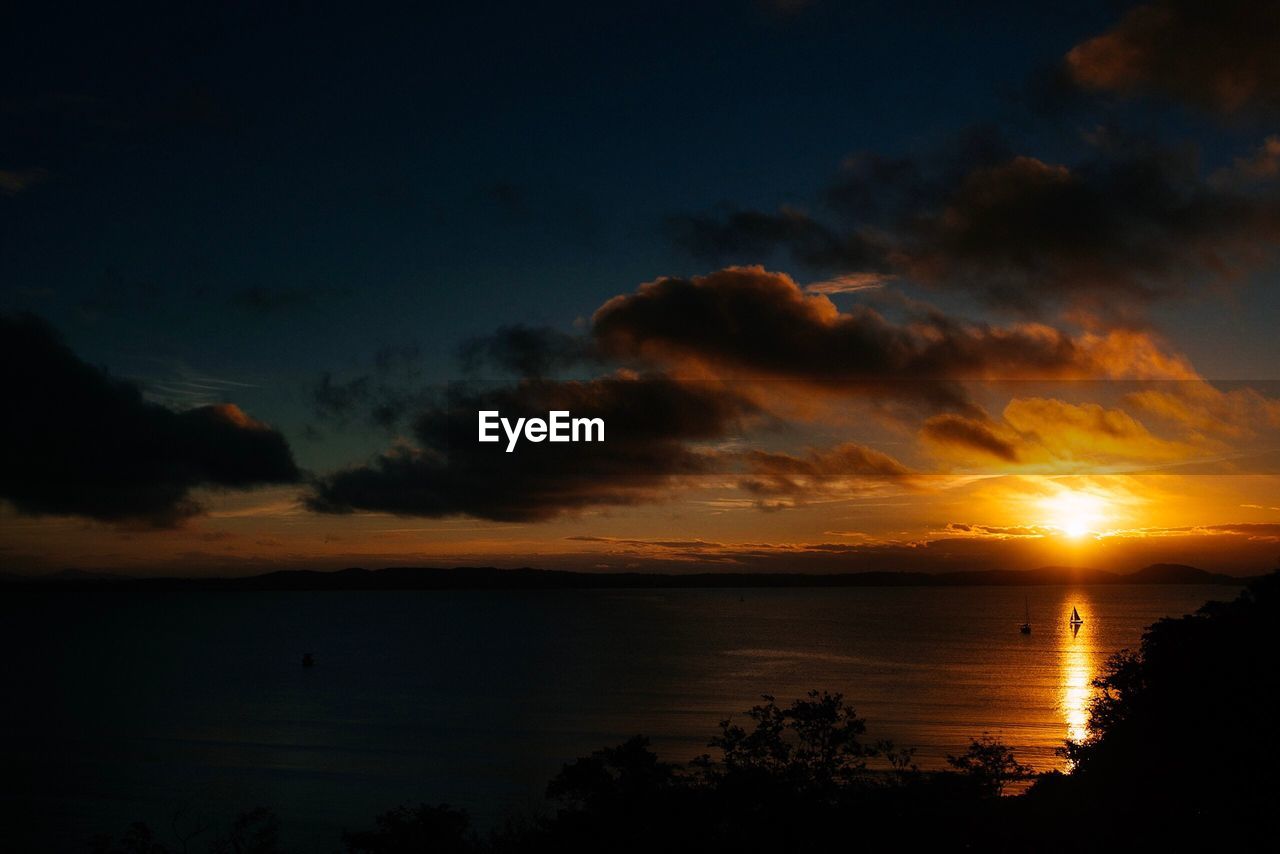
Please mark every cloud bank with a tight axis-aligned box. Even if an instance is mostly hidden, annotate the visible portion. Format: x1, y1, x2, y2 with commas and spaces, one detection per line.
1, 314, 300, 526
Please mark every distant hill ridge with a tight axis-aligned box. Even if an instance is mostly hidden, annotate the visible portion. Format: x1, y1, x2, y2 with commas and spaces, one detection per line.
0, 563, 1247, 590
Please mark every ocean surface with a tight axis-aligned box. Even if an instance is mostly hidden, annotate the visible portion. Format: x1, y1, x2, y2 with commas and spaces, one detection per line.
0, 584, 1232, 851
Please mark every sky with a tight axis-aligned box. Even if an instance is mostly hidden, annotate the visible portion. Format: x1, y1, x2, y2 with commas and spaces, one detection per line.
3, 0, 1280, 576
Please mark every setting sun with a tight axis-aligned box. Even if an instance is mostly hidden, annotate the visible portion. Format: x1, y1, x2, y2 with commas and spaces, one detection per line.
1041, 490, 1107, 539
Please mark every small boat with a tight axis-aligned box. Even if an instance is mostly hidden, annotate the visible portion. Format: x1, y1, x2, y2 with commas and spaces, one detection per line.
1020, 597, 1032, 634
302, 653, 315, 667
1069, 606, 1084, 626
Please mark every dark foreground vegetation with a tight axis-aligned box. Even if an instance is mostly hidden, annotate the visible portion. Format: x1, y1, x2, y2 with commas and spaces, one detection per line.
87, 573, 1280, 853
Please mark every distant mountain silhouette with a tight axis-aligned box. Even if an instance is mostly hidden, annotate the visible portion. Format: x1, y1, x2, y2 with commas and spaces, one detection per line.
0, 563, 1251, 591
44, 567, 126, 582
1125, 563, 1238, 584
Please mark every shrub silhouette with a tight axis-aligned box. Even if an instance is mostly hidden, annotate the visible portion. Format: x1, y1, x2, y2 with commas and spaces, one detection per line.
89, 809, 281, 854
707, 690, 871, 793
545, 735, 679, 811
341, 804, 479, 854
947, 734, 1033, 797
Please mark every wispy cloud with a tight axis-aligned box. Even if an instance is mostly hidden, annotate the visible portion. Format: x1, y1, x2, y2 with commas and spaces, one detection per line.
803, 272, 892, 294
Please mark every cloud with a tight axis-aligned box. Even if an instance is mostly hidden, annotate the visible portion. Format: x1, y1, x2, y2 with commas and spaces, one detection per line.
1, 314, 300, 526
921, 414, 1020, 462
312, 344, 427, 430
803, 272, 893, 294
307, 374, 760, 522
1065, 0, 1280, 114
667, 206, 888, 272
1212, 136, 1280, 186
306, 269, 1274, 524
446, 267, 1216, 436
1124, 380, 1280, 441
668, 135, 1280, 314
1000, 397, 1196, 464
591, 267, 1181, 397
458, 325, 600, 378
566, 535, 726, 551
734, 442, 915, 509
921, 396, 1226, 472
945, 522, 1053, 538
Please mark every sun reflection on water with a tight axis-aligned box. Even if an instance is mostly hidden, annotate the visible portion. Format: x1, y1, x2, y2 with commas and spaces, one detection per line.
1059, 596, 1095, 753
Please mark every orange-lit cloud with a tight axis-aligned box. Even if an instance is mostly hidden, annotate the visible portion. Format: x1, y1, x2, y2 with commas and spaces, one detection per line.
1065, 0, 1280, 114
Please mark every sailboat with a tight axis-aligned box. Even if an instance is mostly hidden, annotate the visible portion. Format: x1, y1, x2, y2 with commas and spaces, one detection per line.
1019, 597, 1032, 634
1069, 606, 1084, 626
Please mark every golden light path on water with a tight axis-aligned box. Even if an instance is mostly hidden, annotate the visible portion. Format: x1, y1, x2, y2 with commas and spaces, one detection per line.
1058, 592, 1096, 753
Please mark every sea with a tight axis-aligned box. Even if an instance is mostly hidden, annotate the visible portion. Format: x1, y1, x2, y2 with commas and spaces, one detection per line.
0, 584, 1234, 851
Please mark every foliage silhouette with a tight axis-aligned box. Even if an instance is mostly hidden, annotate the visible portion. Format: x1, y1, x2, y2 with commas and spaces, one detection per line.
89, 810, 281, 854
947, 734, 1033, 797
1013, 570, 1280, 850
707, 690, 871, 792
341, 803, 479, 854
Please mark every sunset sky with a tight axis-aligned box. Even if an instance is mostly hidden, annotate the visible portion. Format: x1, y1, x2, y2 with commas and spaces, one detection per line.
3, 0, 1280, 575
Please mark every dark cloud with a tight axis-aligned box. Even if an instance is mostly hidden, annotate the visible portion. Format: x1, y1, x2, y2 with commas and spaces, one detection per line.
739, 443, 911, 480
735, 442, 914, 508
591, 266, 1103, 406
668, 135, 1280, 313
313, 373, 377, 422
304, 268, 1220, 525
458, 325, 599, 378
920, 414, 1020, 462
824, 126, 1012, 223
666, 206, 888, 272
946, 523, 1049, 538
312, 373, 421, 431
308, 374, 759, 522
900, 143, 1280, 311
1065, 0, 1280, 115
1, 313, 300, 526
312, 344, 426, 430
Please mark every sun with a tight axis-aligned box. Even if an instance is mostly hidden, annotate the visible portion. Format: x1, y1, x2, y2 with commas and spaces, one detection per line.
1040, 490, 1106, 540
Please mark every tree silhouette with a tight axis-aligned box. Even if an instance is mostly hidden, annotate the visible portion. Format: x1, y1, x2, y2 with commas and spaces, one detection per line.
946, 735, 1032, 797
707, 690, 871, 793
546, 735, 678, 811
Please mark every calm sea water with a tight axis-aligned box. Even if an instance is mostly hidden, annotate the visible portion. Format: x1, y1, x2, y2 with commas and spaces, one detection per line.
0, 585, 1232, 851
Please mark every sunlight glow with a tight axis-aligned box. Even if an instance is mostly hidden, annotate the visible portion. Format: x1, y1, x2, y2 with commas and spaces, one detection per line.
1040, 489, 1108, 539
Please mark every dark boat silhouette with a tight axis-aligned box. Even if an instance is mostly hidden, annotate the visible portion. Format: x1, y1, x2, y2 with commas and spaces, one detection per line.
302, 652, 315, 667
1020, 597, 1032, 634
1069, 606, 1084, 626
